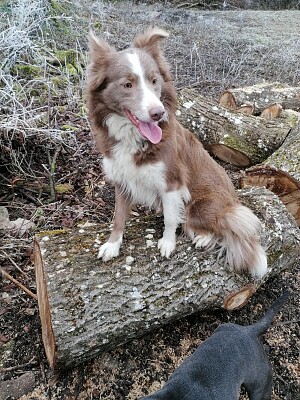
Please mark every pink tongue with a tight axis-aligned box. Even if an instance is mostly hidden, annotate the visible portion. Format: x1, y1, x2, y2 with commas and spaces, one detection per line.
138, 121, 162, 144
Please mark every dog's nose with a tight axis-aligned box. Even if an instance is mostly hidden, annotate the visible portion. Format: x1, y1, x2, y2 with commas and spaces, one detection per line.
149, 106, 165, 121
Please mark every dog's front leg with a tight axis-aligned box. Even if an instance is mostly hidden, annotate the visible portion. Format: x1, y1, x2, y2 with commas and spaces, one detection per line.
158, 190, 184, 258
98, 186, 131, 262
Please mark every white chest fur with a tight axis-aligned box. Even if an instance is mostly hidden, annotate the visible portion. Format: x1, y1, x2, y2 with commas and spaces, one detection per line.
103, 114, 167, 207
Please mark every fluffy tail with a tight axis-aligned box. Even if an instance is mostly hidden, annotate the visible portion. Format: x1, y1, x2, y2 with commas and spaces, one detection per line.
250, 291, 289, 336
219, 204, 268, 277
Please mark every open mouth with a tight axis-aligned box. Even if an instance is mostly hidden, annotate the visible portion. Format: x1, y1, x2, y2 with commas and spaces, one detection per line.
124, 109, 162, 144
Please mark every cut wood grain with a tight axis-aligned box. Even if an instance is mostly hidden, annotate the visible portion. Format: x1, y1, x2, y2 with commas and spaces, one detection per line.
177, 88, 291, 166
34, 188, 300, 371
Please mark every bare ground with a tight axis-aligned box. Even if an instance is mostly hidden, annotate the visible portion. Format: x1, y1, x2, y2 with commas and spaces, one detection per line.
0, 2, 300, 399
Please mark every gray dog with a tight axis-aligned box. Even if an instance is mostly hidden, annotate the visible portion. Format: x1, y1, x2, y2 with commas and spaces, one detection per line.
139, 292, 288, 400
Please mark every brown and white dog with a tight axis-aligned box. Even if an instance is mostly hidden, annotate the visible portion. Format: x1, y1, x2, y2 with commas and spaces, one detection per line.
87, 28, 267, 277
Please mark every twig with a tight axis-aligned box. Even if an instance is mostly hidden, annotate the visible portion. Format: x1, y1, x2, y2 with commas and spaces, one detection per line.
43, 146, 61, 202
0, 357, 37, 373
1, 250, 30, 279
274, 319, 300, 326
1, 269, 37, 301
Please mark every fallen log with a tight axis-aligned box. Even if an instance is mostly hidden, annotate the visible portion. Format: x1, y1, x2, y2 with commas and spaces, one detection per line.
34, 188, 300, 371
222, 82, 300, 114
241, 123, 300, 226
177, 88, 292, 166
0, 373, 36, 400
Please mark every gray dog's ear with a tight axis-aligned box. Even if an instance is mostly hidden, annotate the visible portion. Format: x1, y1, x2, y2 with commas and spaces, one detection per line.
87, 31, 116, 91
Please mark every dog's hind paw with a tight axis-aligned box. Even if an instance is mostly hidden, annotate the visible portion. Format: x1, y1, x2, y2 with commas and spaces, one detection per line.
158, 237, 176, 258
98, 241, 121, 262
193, 233, 214, 249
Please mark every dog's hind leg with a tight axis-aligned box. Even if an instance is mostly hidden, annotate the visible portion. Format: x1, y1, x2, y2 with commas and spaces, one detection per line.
244, 368, 273, 400
98, 185, 132, 261
158, 189, 188, 258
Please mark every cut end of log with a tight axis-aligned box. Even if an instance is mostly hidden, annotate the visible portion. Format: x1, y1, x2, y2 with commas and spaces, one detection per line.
33, 238, 56, 370
219, 90, 237, 110
223, 83, 300, 114
223, 285, 256, 310
236, 104, 254, 115
209, 143, 250, 167
240, 166, 300, 225
260, 103, 282, 119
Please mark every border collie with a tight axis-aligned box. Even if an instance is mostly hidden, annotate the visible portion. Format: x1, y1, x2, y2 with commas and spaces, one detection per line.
87, 28, 267, 277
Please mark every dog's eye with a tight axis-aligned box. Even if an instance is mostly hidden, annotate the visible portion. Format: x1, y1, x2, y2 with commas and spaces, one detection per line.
124, 82, 132, 89
152, 78, 157, 85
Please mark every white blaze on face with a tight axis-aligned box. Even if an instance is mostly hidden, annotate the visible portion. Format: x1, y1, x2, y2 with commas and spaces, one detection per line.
126, 52, 163, 121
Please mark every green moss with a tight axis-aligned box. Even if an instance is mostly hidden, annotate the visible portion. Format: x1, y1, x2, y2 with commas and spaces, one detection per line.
61, 124, 77, 131
12, 64, 41, 78
222, 131, 265, 160
93, 21, 102, 29
58, 105, 67, 113
55, 183, 73, 194
55, 49, 78, 65
78, 104, 88, 117
47, 1, 75, 41
36, 229, 68, 238
0, 340, 14, 368
51, 76, 68, 89
50, 0, 64, 13
283, 113, 299, 128
52, 49, 84, 79
65, 63, 78, 76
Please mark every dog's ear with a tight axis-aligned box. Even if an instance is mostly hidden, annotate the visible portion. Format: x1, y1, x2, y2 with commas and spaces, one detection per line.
133, 28, 172, 82
87, 31, 116, 91
133, 27, 169, 50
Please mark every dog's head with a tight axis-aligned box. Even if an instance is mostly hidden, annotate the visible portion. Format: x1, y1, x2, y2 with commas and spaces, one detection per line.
87, 28, 176, 144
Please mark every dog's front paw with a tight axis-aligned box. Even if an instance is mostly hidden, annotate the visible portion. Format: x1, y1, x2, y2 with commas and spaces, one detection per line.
158, 237, 176, 258
98, 241, 121, 262
193, 233, 214, 249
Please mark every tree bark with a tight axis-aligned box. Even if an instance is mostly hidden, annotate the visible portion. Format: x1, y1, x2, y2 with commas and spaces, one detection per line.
240, 123, 300, 226
34, 188, 300, 371
222, 82, 300, 114
177, 88, 292, 167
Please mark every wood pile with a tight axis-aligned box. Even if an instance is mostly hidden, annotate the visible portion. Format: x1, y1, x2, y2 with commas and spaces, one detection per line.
177, 83, 300, 225
34, 83, 300, 370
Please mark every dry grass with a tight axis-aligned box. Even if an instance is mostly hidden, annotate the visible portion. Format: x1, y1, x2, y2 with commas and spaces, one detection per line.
0, 0, 87, 183
1, 1, 300, 181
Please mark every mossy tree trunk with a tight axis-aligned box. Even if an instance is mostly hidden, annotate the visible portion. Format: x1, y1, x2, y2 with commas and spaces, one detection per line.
34, 188, 300, 371
241, 123, 300, 226
177, 88, 292, 167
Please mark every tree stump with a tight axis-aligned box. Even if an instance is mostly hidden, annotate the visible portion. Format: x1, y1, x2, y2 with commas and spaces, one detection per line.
177, 88, 292, 166
34, 188, 300, 371
241, 123, 300, 225
222, 82, 300, 114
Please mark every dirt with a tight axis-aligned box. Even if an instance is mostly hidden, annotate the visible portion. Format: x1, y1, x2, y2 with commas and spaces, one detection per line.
0, 2, 300, 399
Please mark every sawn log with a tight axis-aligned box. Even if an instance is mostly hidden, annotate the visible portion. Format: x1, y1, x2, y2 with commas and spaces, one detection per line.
34, 188, 300, 371
177, 88, 292, 167
222, 82, 300, 115
241, 122, 300, 225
